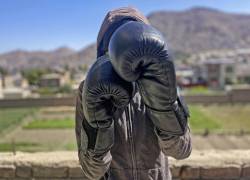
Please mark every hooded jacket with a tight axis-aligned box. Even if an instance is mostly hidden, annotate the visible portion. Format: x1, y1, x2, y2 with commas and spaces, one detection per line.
75, 7, 192, 180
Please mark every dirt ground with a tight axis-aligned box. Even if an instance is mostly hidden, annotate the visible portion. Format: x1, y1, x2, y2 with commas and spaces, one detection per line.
2, 124, 250, 151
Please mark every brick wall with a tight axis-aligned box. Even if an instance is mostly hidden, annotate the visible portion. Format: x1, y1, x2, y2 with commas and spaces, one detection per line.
0, 150, 250, 179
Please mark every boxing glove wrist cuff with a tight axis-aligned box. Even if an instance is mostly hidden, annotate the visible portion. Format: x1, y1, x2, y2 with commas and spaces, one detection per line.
87, 121, 114, 155
147, 96, 189, 136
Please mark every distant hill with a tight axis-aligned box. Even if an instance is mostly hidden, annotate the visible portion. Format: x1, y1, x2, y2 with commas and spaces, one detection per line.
148, 7, 250, 54
1, 7, 250, 71
0, 44, 97, 71
0, 47, 76, 71
65, 44, 96, 69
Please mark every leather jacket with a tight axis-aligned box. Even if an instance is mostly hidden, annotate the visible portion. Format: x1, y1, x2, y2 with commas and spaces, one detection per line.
75, 81, 192, 180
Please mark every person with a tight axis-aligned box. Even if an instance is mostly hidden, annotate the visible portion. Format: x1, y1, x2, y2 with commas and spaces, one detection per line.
75, 7, 192, 180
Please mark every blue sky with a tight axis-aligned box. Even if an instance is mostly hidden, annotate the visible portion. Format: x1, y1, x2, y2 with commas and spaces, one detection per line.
1, 0, 250, 53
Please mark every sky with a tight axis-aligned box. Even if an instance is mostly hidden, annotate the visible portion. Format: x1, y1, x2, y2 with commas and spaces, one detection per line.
1, 0, 250, 53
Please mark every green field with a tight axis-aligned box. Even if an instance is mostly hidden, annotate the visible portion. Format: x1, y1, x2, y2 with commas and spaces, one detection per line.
1, 105, 250, 152
184, 86, 224, 95
0, 142, 42, 152
0, 141, 77, 152
189, 105, 221, 131
0, 108, 37, 134
23, 118, 74, 129
189, 104, 250, 133
1, 105, 250, 133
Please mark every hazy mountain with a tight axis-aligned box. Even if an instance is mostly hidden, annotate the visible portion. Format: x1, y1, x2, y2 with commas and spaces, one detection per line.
148, 7, 250, 54
0, 47, 76, 71
1, 7, 250, 71
65, 44, 96, 69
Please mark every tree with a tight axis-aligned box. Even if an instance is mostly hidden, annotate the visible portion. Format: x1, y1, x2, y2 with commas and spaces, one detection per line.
79, 64, 88, 74
58, 84, 72, 94
0, 66, 8, 88
21, 68, 48, 85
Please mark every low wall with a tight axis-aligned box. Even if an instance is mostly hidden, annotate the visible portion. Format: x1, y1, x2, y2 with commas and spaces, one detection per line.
0, 150, 250, 180
1, 92, 250, 108
184, 94, 231, 104
0, 96, 76, 108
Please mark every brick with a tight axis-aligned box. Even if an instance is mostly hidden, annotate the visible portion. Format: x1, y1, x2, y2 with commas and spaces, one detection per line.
34, 179, 69, 180
201, 166, 241, 179
180, 166, 200, 179
170, 166, 180, 178
33, 166, 68, 178
68, 165, 84, 177
16, 165, 32, 178
0, 165, 15, 178
7, 179, 31, 180
242, 165, 250, 178
34, 177, 69, 180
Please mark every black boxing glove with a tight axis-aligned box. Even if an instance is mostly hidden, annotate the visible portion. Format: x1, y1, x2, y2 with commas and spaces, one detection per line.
82, 55, 133, 154
108, 21, 189, 136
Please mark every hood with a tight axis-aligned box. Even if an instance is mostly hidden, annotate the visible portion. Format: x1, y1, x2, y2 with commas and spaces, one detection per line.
97, 7, 150, 57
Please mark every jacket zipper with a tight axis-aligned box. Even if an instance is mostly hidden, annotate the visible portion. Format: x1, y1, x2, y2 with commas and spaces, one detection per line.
125, 104, 137, 180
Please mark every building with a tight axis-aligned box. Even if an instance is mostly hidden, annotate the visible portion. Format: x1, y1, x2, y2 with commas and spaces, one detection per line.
2, 73, 29, 89
0, 75, 2, 98
72, 73, 86, 91
39, 72, 70, 88
236, 59, 250, 84
176, 66, 195, 87
0, 73, 30, 99
203, 59, 236, 89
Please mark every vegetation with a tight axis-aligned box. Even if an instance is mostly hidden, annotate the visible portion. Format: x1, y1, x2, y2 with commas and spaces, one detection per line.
37, 84, 73, 95
0, 66, 8, 88
0, 108, 36, 134
189, 104, 250, 133
21, 105, 250, 133
189, 105, 221, 133
79, 64, 88, 73
173, 51, 190, 62
58, 84, 73, 94
23, 118, 74, 129
0, 105, 250, 152
36, 87, 57, 95
183, 86, 224, 95
22, 68, 49, 85
0, 142, 41, 152
64, 143, 77, 150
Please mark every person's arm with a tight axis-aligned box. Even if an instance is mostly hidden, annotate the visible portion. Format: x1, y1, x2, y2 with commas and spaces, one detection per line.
151, 94, 192, 160
108, 21, 192, 159
75, 55, 133, 179
155, 124, 192, 160
75, 81, 112, 180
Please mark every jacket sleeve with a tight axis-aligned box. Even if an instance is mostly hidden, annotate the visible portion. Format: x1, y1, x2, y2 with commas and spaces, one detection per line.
155, 125, 192, 160
75, 80, 112, 179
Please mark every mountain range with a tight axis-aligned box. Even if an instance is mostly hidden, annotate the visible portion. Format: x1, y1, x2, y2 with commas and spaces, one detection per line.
1, 7, 250, 71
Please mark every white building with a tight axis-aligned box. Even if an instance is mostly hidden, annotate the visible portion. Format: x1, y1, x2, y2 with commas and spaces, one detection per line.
0, 73, 30, 99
